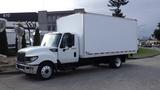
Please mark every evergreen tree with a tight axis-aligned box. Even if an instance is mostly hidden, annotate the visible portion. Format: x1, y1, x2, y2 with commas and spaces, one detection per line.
108, 0, 129, 18
15, 36, 18, 52
33, 28, 40, 46
22, 32, 26, 48
0, 29, 8, 55
153, 23, 160, 40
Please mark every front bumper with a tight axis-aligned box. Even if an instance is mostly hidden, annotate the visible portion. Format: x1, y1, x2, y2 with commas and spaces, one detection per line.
16, 63, 38, 74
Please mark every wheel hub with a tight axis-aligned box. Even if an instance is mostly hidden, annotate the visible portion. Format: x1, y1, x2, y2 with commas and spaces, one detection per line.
115, 58, 121, 67
41, 66, 52, 79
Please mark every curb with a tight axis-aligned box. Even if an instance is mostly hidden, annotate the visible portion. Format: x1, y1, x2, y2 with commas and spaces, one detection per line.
128, 54, 160, 60
0, 64, 22, 75
0, 54, 7, 58
0, 71, 22, 75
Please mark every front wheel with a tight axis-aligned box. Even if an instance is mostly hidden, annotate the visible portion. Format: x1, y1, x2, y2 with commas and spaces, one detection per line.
109, 57, 122, 68
37, 63, 54, 80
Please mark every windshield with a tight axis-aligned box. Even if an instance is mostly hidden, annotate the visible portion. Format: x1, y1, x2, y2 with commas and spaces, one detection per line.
41, 33, 62, 47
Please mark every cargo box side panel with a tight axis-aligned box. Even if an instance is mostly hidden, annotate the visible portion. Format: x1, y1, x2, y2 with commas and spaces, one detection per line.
84, 14, 138, 57
57, 13, 85, 57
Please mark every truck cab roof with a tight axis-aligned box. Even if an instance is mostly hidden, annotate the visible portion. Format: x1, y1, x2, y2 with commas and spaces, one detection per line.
46, 32, 74, 35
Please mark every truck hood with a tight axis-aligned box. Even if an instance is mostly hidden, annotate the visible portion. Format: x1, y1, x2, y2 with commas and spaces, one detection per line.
18, 46, 57, 56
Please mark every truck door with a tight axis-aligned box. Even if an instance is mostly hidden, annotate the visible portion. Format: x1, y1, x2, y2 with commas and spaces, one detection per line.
58, 33, 79, 63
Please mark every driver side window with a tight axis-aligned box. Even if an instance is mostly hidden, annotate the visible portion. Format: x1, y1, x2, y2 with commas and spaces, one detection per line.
60, 33, 74, 48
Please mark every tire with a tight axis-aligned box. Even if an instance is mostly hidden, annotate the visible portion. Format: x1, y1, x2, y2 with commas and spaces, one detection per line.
71, 67, 77, 70
109, 57, 122, 68
37, 63, 54, 80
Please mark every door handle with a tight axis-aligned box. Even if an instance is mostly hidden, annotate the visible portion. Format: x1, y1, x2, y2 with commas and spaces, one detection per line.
74, 52, 76, 57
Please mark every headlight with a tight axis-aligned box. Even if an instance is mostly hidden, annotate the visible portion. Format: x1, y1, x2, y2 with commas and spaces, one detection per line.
25, 56, 38, 63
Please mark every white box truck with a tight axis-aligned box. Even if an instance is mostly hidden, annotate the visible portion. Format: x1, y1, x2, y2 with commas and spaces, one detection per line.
16, 13, 138, 80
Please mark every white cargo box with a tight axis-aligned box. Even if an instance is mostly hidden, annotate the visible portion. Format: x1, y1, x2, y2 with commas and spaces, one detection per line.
57, 13, 138, 58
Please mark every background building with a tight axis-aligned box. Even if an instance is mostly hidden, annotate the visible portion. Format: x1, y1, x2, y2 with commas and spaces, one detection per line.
0, 12, 38, 29
0, 9, 85, 49
38, 9, 85, 31
0, 12, 37, 21
0, 9, 85, 31
0, 12, 38, 48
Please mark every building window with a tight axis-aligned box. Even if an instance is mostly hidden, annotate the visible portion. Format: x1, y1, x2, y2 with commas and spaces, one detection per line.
47, 16, 53, 23
3, 13, 10, 17
52, 16, 56, 24
52, 25, 56, 31
47, 25, 52, 31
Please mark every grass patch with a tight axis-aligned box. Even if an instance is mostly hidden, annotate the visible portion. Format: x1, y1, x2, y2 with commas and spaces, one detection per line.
129, 48, 160, 59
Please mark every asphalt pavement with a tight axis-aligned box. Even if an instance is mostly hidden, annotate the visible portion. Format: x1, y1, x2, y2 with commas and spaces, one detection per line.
0, 55, 160, 90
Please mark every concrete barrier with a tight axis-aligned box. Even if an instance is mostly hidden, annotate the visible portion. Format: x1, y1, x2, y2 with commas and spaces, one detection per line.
0, 54, 8, 64
0, 54, 7, 58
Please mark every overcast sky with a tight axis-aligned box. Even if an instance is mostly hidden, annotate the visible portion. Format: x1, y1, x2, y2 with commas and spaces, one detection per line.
0, 0, 160, 38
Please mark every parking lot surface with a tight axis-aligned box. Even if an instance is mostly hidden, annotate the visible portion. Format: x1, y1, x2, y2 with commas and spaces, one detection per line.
0, 56, 160, 90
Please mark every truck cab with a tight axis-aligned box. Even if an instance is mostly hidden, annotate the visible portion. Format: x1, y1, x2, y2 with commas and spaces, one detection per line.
16, 32, 79, 79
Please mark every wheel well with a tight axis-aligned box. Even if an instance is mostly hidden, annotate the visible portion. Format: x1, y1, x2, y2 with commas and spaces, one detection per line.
119, 55, 127, 62
39, 61, 55, 67
37, 61, 56, 80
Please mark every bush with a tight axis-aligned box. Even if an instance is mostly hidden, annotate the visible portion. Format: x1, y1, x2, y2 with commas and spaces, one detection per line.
15, 36, 18, 52
0, 29, 8, 55
22, 32, 26, 48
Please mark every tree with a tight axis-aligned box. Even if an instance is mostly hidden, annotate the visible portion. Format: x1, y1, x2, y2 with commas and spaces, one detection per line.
15, 22, 25, 49
108, 0, 129, 18
26, 21, 37, 46
15, 36, 18, 52
33, 28, 41, 46
153, 23, 160, 40
0, 29, 8, 55
22, 32, 26, 48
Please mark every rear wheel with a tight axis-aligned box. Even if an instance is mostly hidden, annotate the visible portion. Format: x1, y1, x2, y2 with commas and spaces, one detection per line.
37, 63, 54, 80
109, 57, 122, 68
